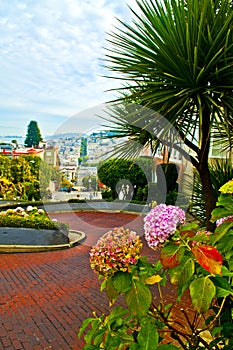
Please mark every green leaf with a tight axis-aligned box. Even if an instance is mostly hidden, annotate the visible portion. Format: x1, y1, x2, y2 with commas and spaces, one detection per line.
125, 279, 152, 317
105, 333, 121, 349
84, 319, 102, 344
228, 256, 233, 272
105, 306, 128, 325
105, 278, 120, 305
169, 257, 195, 286
191, 233, 210, 244
210, 276, 233, 298
178, 258, 195, 287
82, 345, 98, 350
78, 317, 97, 338
157, 344, 180, 349
93, 329, 106, 347
100, 279, 107, 292
190, 277, 216, 314
137, 322, 158, 349
216, 194, 233, 210
112, 271, 132, 293
211, 208, 233, 224
211, 221, 233, 245
180, 222, 199, 232
222, 265, 233, 277
117, 330, 134, 343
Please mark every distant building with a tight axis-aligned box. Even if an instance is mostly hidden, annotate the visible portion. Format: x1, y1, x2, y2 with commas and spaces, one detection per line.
12, 148, 44, 159
60, 164, 78, 182
0, 142, 15, 158
0, 141, 61, 167
44, 146, 60, 167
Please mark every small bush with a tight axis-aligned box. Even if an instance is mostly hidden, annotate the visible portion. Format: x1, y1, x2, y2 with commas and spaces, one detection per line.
0, 206, 68, 231
67, 199, 87, 203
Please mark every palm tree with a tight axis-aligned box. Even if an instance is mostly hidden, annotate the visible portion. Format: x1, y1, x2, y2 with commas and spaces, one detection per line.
103, 0, 233, 230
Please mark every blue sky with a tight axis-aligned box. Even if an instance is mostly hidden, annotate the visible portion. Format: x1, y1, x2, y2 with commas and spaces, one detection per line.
0, 0, 136, 137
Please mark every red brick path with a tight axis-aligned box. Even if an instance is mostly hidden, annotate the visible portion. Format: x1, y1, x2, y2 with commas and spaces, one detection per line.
0, 212, 192, 349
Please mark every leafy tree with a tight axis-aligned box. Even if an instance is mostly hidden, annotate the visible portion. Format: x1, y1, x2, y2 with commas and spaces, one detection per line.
0, 155, 12, 179
60, 176, 73, 189
24, 120, 43, 147
103, 0, 233, 230
0, 154, 62, 200
98, 157, 153, 199
11, 157, 32, 184
0, 177, 16, 199
80, 137, 87, 157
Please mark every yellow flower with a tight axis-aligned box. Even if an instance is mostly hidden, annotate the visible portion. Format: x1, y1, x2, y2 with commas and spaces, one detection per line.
219, 180, 233, 194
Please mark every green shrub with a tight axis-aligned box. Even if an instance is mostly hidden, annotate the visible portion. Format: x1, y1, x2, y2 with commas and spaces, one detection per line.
0, 206, 68, 231
67, 199, 87, 203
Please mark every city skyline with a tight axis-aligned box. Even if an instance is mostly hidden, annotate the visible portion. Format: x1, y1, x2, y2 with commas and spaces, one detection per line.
0, 0, 136, 137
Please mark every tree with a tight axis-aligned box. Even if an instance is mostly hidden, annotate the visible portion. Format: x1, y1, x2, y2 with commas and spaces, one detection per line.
80, 137, 87, 157
103, 0, 233, 230
0, 177, 16, 199
0, 155, 12, 179
24, 120, 43, 147
98, 157, 153, 199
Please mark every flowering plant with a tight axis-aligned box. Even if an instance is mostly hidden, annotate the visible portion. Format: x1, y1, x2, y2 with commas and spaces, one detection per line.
90, 227, 142, 277
219, 179, 233, 194
79, 193, 233, 349
144, 204, 186, 248
0, 206, 67, 231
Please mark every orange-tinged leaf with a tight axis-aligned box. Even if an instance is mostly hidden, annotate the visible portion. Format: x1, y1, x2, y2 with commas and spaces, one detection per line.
192, 245, 223, 275
145, 275, 163, 284
160, 244, 185, 269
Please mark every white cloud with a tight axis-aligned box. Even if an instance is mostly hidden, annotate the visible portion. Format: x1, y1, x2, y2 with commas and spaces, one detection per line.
0, 0, 137, 136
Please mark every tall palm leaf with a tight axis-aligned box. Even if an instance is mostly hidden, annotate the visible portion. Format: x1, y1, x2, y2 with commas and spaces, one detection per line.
103, 0, 233, 229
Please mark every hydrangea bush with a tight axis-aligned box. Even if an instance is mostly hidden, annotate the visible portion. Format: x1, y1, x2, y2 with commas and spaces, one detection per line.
79, 183, 233, 350
144, 204, 186, 248
0, 206, 68, 231
90, 227, 142, 277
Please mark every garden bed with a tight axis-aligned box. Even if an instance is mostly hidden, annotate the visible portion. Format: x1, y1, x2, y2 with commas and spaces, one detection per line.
0, 205, 85, 252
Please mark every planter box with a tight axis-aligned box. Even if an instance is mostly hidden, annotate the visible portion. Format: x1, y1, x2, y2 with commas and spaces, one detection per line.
0, 227, 69, 246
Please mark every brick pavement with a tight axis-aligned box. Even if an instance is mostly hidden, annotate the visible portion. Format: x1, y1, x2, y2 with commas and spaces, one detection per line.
0, 212, 194, 349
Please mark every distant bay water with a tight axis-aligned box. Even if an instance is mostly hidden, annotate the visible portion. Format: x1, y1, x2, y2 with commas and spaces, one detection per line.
0, 136, 25, 145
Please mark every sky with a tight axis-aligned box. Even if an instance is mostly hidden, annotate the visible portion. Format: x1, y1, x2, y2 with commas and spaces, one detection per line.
0, 0, 136, 138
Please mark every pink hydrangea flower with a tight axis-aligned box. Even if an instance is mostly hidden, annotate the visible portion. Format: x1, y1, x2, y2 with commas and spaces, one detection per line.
144, 204, 186, 249
216, 215, 233, 226
90, 227, 142, 277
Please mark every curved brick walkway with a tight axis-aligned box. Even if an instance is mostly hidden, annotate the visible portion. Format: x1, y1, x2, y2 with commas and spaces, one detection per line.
0, 212, 192, 349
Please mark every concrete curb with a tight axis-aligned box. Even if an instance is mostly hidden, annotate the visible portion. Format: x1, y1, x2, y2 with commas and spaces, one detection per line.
42, 201, 150, 214
0, 230, 86, 253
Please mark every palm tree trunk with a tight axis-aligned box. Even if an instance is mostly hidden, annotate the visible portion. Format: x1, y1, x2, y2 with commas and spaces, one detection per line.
197, 105, 216, 231
198, 162, 216, 231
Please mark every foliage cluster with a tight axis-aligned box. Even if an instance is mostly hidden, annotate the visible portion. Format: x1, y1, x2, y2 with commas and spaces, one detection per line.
24, 120, 43, 147
103, 0, 233, 230
0, 155, 61, 201
98, 157, 182, 205
79, 181, 233, 349
98, 157, 154, 201
0, 206, 68, 231
191, 159, 233, 224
